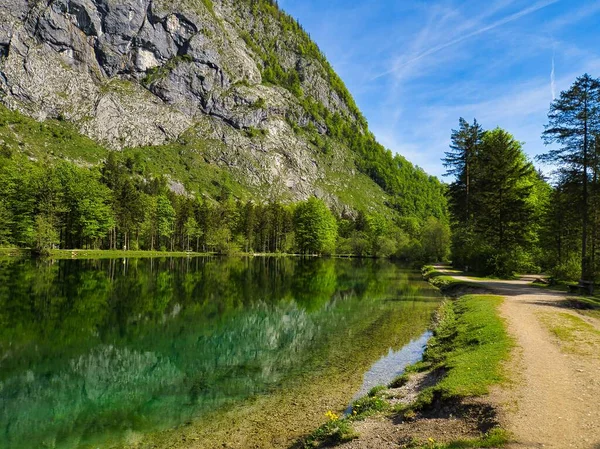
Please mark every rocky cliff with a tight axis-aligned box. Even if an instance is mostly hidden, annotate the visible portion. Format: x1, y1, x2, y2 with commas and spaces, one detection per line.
0, 0, 444, 218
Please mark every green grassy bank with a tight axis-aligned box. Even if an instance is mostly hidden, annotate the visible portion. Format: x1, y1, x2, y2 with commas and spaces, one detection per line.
302, 270, 512, 448
0, 247, 213, 259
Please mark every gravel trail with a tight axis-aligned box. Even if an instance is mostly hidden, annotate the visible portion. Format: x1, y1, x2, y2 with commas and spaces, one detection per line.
448, 274, 600, 449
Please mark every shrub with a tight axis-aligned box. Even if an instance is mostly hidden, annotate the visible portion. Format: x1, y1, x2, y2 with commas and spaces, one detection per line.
550, 254, 581, 282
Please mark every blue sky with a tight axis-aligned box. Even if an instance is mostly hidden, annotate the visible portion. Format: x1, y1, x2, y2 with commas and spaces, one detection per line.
278, 0, 600, 178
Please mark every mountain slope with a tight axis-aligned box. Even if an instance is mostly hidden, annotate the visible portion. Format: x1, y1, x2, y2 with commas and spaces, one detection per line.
0, 0, 445, 221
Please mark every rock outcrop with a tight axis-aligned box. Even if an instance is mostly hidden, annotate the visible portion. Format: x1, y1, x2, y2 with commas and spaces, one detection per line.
0, 0, 375, 205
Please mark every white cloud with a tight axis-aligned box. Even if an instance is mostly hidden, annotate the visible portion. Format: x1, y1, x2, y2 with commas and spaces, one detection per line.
544, 1, 600, 31
373, 0, 559, 81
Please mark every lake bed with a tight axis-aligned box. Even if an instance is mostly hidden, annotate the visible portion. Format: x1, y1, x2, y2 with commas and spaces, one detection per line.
0, 256, 441, 448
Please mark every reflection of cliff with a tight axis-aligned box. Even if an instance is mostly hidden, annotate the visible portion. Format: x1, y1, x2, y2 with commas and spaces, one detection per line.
1, 302, 319, 449
0, 257, 441, 449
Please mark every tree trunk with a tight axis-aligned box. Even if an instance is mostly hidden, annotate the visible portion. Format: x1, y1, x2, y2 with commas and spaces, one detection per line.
582, 95, 591, 287
591, 136, 598, 280
466, 155, 470, 223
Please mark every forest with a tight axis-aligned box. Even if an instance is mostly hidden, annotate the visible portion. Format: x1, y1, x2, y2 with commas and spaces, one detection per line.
0, 0, 454, 263
0, 149, 450, 260
445, 74, 600, 283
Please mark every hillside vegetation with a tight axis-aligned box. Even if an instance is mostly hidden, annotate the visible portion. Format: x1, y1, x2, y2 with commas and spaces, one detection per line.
0, 0, 448, 258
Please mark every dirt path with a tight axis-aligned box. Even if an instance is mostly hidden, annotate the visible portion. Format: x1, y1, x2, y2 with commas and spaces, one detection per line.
332, 273, 600, 449
447, 273, 600, 449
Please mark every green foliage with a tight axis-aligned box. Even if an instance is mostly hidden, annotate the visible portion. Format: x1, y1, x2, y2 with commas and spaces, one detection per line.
294, 198, 338, 255
244, 126, 267, 138
549, 253, 581, 282
421, 217, 451, 262
409, 428, 509, 449
142, 55, 193, 85
367, 385, 387, 397
444, 120, 544, 275
201, 0, 215, 16
0, 155, 115, 250
388, 373, 410, 388
303, 417, 357, 448
0, 199, 12, 245
322, 111, 448, 223
420, 295, 512, 399
252, 97, 266, 109
0, 150, 438, 258
156, 194, 176, 245
0, 104, 107, 163
34, 215, 59, 255
539, 74, 600, 282
349, 395, 389, 419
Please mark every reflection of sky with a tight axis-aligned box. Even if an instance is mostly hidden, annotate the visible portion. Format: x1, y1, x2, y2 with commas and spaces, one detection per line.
351, 330, 432, 402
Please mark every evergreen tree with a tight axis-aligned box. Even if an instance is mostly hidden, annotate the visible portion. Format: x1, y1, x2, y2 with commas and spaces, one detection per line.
116, 179, 145, 250
540, 74, 600, 283
539, 174, 582, 279
474, 129, 536, 274
443, 118, 484, 223
241, 201, 256, 253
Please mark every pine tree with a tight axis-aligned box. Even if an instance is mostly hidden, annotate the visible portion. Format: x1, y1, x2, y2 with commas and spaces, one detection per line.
442, 118, 485, 223
475, 128, 536, 274
540, 174, 582, 279
540, 74, 600, 284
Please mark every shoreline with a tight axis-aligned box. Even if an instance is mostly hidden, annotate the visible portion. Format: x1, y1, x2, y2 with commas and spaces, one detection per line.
0, 247, 407, 261
300, 266, 512, 448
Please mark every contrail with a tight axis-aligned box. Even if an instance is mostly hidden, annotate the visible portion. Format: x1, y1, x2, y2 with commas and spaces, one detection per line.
551, 52, 556, 100
374, 0, 560, 80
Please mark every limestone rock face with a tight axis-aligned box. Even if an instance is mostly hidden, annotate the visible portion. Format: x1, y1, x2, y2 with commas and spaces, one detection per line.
0, 0, 360, 201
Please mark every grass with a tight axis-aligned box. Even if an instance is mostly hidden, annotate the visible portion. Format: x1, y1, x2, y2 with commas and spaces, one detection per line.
303, 416, 357, 448
389, 372, 410, 388
349, 395, 390, 419
530, 279, 600, 318
413, 295, 512, 399
302, 291, 512, 448
408, 428, 510, 448
302, 390, 390, 447
142, 55, 193, 85
421, 265, 482, 292
530, 280, 572, 292
0, 104, 107, 163
539, 311, 600, 356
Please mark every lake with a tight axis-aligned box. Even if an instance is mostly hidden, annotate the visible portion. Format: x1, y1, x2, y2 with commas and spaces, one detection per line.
0, 256, 441, 449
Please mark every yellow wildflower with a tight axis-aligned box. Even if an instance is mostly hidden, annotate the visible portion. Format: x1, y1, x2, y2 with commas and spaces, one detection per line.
324, 410, 339, 421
